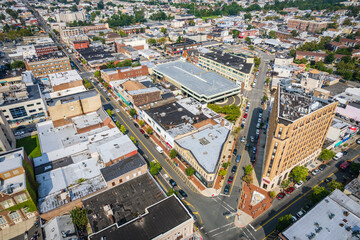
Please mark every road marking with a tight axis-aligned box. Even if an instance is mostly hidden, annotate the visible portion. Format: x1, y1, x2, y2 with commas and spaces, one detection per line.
212, 197, 233, 212
248, 224, 256, 231
241, 227, 251, 240
244, 226, 256, 240
256, 154, 359, 231
207, 222, 234, 234
229, 142, 245, 196
354, 145, 359, 150
262, 230, 277, 240
215, 196, 236, 211
210, 226, 238, 238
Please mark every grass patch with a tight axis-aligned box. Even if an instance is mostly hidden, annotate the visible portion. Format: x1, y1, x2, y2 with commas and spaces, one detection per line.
202, 15, 220, 21
207, 104, 241, 122
16, 135, 42, 158
6, 199, 37, 213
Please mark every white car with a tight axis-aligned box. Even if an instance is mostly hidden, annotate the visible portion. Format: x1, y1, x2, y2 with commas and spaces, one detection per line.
256, 129, 260, 135
250, 136, 255, 142
296, 210, 305, 218
294, 180, 303, 188
259, 113, 263, 118
241, 136, 246, 143
312, 169, 320, 175
257, 118, 262, 123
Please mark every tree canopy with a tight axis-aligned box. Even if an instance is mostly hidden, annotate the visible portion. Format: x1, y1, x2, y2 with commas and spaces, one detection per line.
289, 166, 308, 183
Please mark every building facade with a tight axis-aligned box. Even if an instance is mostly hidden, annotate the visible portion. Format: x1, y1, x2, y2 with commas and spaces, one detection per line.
24, 51, 71, 77
34, 44, 58, 56
261, 86, 337, 190
101, 66, 149, 83
287, 19, 328, 33
0, 111, 15, 152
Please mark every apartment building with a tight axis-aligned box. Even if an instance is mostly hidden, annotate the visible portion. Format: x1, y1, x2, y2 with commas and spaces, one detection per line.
34, 44, 58, 56
287, 19, 328, 33
0, 148, 38, 230
24, 51, 71, 77
100, 66, 149, 83
0, 111, 15, 152
55, 10, 86, 23
198, 50, 254, 89
261, 85, 337, 190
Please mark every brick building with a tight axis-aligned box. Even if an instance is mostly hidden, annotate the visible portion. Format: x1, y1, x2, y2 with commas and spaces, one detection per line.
71, 40, 89, 50
24, 51, 71, 77
34, 44, 58, 56
296, 51, 345, 62
287, 19, 328, 33
165, 38, 202, 55
117, 80, 161, 107
101, 65, 149, 83
0, 148, 38, 231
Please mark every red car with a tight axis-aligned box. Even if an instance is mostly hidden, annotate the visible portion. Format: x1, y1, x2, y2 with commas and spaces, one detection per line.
228, 176, 234, 184
243, 113, 248, 118
140, 129, 145, 134
277, 192, 286, 199
286, 187, 295, 194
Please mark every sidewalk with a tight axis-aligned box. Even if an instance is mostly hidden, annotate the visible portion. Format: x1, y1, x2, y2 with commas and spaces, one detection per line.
0, 217, 36, 240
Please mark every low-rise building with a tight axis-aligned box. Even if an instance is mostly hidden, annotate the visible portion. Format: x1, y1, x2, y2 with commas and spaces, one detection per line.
34, 44, 58, 56
46, 70, 86, 98
24, 51, 71, 77
43, 214, 76, 240
198, 50, 254, 89
165, 38, 202, 55
0, 148, 38, 230
101, 66, 149, 83
287, 18, 328, 33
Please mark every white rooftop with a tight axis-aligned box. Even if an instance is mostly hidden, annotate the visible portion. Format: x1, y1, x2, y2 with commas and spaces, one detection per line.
282, 189, 360, 240
175, 124, 229, 173
43, 215, 76, 240
48, 70, 82, 87
0, 148, 24, 173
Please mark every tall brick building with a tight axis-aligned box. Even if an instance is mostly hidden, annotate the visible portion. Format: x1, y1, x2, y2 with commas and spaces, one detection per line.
287, 19, 328, 33
261, 86, 337, 190
101, 66, 149, 83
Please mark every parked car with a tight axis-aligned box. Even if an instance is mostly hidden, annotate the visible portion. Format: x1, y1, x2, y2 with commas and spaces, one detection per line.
277, 192, 286, 199
242, 118, 246, 125
357, 138, 360, 144
296, 210, 305, 218
233, 149, 237, 156
224, 184, 230, 195
318, 164, 326, 171
228, 176, 234, 184
286, 187, 295, 194
169, 179, 177, 187
333, 152, 343, 161
245, 143, 250, 150
243, 113, 248, 119
15, 131, 24, 136
312, 169, 320, 175
251, 155, 256, 163
291, 216, 297, 222
256, 123, 261, 129
324, 177, 332, 183
16, 125, 26, 130
236, 154, 241, 163
140, 129, 145, 134
231, 166, 237, 174
256, 129, 260, 135
178, 190, 187, 199
241, 136, 246, 143
252, 147, 257, 154
294, 180, 304, 188
250, 136, 255, 142
134, 123, 139, 128
144, 134, 150, 139
343, 151, 348, 156
306, 175, 311, 182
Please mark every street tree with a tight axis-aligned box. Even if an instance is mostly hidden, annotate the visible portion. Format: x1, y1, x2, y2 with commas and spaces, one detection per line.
129, 109, 137, 117
244, 164, 253, 176
146, 127, 153, 135
169, 149, 177, 158
318, 149, 335, 161
309, 186, 330, 204
119, 125, 126, 134
289, 166, 308, 183
219, 169, 227, 178
138, 120, 144, 126
149, 161, 161, 175
94, 70, 101, 78
327, 180, 344, 192
281, 179, 291, 190
70, 207, 88, 229
243, 174, 253, 184
185, 167, 195, 177
276, 214, 293, 232
269, 191, 276, 198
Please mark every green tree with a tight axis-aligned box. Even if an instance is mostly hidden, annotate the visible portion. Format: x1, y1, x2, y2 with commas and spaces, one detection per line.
147, 38, 156, 45
69, 4, 78, 12
276, 214, 293, 232
290, 49, 296, 57
47, 17, 56, 22
219, 169, 227, 177
129, 108, 137, 117
269, 30, 276, 39
243, 174, 253, 184
94, 70, 101, 78
106, 109, 113, 116
262, 95, 269, 102
290, 166, 308, 183
130, 136, 137, 145
138, 120, 144, 126
327, 180, 344, 192
10, 61, 25, 69
291, 30, 299, 37
350, 162, 360, 174
269, 191, 276, 198
146, 127, 153, 135
309, 186, 330, 204
222, 161, 230, 170
119, 125, 126, 134
188, 20, 195, 26
169, 149, 178, 159
167, 188, 177, 196
318, 149, 335, 161
160, 27, 167, 34
185, 167, 195, 177
324, 53, 335, 64
245, 37, 251, 44
149, 161, 162, 175
244, 13, 252, 20
254, 57, 261, 66
70, 207, 88, 229
342, 18, 352, 26
281, 179, 291, 190
244, 165, 253, 176
97, 0, 104, 9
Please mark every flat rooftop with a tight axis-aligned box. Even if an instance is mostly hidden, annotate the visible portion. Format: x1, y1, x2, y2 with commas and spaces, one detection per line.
154, 60, 241, 97
89, 196, 192, 240
1, 84, 42, 107
25, 50, 67, 62
145, 101, 208, 130
46, 89, 98, 107
83, 173, 166, 233
200, 49, 253, 74
48, 70, 82, 87
282, 189, 360, 240
278, 86, 333, 123
175, 124, 229, 173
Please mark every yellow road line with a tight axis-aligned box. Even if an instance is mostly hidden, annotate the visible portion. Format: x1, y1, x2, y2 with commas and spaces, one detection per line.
256, 154, 359, 231
262, 230, 276, 240
229, 145, 245, 196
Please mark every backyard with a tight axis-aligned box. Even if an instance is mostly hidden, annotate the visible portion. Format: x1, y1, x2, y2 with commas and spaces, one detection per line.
16, 135, 42, 159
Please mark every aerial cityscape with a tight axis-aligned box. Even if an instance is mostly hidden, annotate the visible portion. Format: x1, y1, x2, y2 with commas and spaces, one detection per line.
0, 0, 360, 239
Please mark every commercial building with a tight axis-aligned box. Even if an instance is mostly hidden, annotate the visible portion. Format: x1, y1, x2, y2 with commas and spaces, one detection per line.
43, 214, 76, 240
0, 148, 38, 230
287, 19, 328, 33
175, 124, 230, 187
153, 60, 241, 103
280, 189, 360, 240
55, 10, 86, 23
165, 38, 202, 55
101, 66, 149, 83
296, 51, 345, 62
46, 70, 86, 98
261, 85, 337, 190
198, 50, 254, 89
34, 44, 58, 56
24, 51, 71, 77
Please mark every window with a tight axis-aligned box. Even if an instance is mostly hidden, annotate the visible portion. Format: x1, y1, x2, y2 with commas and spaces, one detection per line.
29, 110, 36, 113
1, 199, 14, 209
112, 182, 115, 186
36, 102, 41, 105
0, 216, 6, 225
133, 173, 136, 178
10, 106, 27, 119
38, 108, 43, 111
9, 211, 20, 220
15, 194, 28, 203
4, 172, 10, 178
12, 170, 19, 175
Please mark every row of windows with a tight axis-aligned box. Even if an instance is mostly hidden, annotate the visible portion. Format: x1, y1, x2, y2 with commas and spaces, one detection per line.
30, 60, 69, 67
33, 68, 70, 75
1, 194, 28, 209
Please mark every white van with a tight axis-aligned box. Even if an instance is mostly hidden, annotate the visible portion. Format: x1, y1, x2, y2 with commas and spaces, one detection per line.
156, 145, 164, 154
333, 152, 343, 161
